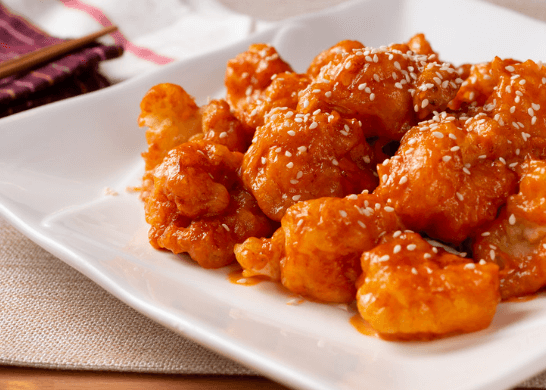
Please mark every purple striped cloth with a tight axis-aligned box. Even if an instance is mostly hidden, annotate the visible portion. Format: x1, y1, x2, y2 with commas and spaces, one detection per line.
0, 4, 123, 118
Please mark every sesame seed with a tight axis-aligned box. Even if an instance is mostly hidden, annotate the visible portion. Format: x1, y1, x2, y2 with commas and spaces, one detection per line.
407, 244, 417, 251
393, 245, 401, 254
358, 83, 367, 90
370, 93, 375, 101
292, 195, 301, 201
532, 116, 537, 125
309, 122, 318, 129
219, 132, 228, 139
297, 146, 307, 153
357, 220, 366, 229
481, 232, 490, 236
449, 133, 457, 140
290, 179, 299, 184
313, 109, 321, 115
325, 91, 332, 98
296, 171, 303, 179
363, 156, 371, 163
421, 99, 429, 109
499, 157, 506, 165
384, 206, 395, 212
463, 167, 471, 175
287, 130, 296, 136
399, 176, 408, 185
312, 89, 321, 93
222, 223, 230, 232
509, 214, 516, 225
394, 61, 401, 70
261, 157, 267, 164
478, 155, 487, 159
347, 194, 358, 200
395, 82, 403, 89
424, 253, 432, 259
294, 117, 303, 123
451, 146, 460, 152
456, 192, 464, 201
411, 267, 418, 275
339, 210, 348, 218
519, 79, 526, 85
303, 100, 309, 109
433, 131, 444, 138
285, 111, 294, 118
379, 255, 390, 262
505, 65, 515, 72
464, 263, 476, 270
286, 162, 294, 168
532, 103, 541, 110
373, 54, 378, 63
285, 151, 292, 157
442, 156, 452, 162
490, 250, 496, 260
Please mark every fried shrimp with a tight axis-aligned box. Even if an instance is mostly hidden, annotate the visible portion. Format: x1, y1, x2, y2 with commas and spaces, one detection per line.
357, 232, 500, 339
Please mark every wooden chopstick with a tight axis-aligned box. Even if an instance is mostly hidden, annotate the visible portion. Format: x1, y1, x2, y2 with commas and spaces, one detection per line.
0, 25, 118, 79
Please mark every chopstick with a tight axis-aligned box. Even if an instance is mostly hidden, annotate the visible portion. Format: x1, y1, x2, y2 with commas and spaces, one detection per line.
0, 25, 118, 79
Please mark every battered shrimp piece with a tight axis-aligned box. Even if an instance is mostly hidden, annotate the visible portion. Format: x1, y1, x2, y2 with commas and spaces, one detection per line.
375, 117, 517, 244
473, 159, 546, 299
195, 99, 250, 153
449, 58, 546, 163
145, 140, 274, 268
139, 83, 203, 199
234, 228, 284, 281
225, 44, 292, 129
306, 40, 365, 78
406, 33, 438, 58
297, 36, 462, 140
243, 72, 311, 128
236, 193, 402, 302
356, 232, 500, 339
242, 108, 378, 221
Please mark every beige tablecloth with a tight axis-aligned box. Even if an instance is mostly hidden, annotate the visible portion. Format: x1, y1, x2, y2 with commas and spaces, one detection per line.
2, 0, 546, 388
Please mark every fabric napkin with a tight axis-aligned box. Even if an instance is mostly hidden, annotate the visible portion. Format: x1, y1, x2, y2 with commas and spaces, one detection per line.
0, 3, 123, 118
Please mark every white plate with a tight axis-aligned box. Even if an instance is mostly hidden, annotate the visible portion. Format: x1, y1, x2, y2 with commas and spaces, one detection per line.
2, 1, 546, 389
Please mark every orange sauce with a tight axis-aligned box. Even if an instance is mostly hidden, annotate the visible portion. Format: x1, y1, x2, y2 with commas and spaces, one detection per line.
228, 268, 268, 286
349, 314, 380, 338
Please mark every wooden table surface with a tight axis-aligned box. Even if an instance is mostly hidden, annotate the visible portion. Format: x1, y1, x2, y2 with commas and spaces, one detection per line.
1, 365, 545, 390
0, 366, 290, 390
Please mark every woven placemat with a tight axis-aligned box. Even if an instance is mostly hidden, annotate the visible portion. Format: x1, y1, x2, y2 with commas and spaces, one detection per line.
0, 216, 254, 375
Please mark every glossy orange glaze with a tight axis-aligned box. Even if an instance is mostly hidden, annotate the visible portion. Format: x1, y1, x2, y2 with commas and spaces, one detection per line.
228, 268, 269, 286
349, 314, 380, 338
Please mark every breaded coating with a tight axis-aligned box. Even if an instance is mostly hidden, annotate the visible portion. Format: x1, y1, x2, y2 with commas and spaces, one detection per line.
356, 232, 500, 339
234, 227, 284, 281
473, 159, 546, 300
195, 99, 251, 153
306, 40, 365, 78
375, 118, 518, 244
236, 193, 402, 302
242, 108, 378, 221
450, 58, 546, 163
145, 141, 274, 268
225, 44, 292, 129
139, 83, 203, 200
297, 36, 462, 140
242, 72, 311, 129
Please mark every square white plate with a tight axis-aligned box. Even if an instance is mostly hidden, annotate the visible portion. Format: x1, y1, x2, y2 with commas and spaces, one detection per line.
2, 1, 546, 389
